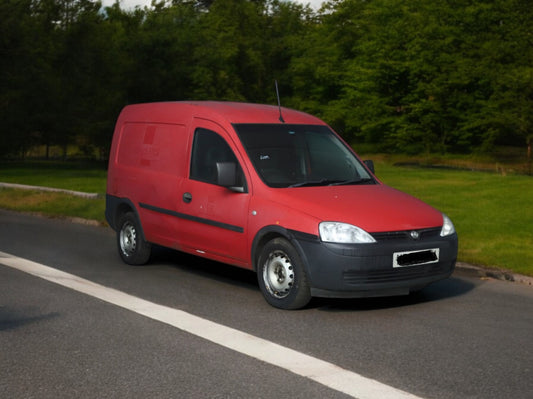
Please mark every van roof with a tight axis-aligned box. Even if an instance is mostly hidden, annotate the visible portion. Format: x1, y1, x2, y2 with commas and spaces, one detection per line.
119, 101, 325, 125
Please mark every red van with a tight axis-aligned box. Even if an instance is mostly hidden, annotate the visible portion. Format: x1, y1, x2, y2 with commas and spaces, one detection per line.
106, 101, 458, 309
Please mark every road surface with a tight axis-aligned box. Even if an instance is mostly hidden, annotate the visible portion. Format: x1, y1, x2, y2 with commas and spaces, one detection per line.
1, 210, 531, 398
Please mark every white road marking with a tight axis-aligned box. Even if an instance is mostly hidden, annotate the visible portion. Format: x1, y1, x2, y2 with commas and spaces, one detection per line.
0, 251, 423, 399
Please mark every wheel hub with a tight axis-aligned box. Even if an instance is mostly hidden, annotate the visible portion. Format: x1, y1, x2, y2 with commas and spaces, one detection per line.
120, 222, 137, 256
263, 252, 294, 298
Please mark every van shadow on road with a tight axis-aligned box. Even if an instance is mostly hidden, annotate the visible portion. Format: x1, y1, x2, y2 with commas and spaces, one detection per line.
0, 306, 60, 332
313, 276, 475, 311
148, 245, 259, 292
147, 246, 475, 311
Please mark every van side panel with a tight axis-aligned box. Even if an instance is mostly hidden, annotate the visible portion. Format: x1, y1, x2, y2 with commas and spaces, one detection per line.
116, 122, 187, 175
111, 122, 189, 245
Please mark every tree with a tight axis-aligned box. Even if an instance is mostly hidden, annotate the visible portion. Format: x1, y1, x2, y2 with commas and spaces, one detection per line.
1, 0, 531, 159
293, 0, 533, 154
0, 0, 63, 157
125, 1, 200, 102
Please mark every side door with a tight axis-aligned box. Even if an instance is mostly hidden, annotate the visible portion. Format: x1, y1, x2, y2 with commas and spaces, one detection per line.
177, 122, 251, 267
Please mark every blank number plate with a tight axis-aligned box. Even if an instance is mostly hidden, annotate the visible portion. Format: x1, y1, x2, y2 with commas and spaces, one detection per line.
393, 248, 439, 268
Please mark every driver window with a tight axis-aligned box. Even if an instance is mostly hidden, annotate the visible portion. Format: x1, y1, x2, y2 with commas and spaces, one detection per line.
190, 128, 244, 187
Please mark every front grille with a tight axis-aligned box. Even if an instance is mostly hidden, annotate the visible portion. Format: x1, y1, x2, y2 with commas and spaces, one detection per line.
371, 227, 441, 242
343, 263, 449, 285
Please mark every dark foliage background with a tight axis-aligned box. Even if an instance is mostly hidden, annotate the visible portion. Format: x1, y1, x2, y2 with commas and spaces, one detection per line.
1, 0, 531, 159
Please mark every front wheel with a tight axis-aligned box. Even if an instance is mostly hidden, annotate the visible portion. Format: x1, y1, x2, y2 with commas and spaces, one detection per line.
257, 238, 311, 310
116, 212, 151, 265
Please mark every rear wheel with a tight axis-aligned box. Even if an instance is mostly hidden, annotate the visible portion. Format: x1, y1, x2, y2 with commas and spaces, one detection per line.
257, 238, 311, 310
116, 212, 151, 265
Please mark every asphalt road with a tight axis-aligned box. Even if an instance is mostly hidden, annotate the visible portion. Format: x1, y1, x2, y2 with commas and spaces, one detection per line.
1, 209, 532, 399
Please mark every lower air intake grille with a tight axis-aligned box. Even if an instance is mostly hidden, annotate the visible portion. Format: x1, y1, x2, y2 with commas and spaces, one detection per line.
343, 263, 449, 285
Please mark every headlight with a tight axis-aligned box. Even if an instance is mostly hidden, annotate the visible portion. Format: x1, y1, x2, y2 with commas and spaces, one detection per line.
440, 214, 456, 237
319, 222, 376, 244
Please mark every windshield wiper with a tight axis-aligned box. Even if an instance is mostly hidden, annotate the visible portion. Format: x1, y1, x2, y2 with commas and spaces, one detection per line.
289, 177, 375, 188
289, 179, 341, 188
331, 178, 375, 186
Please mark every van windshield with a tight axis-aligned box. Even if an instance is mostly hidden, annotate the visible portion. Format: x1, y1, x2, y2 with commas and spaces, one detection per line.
234, 124, 375, 188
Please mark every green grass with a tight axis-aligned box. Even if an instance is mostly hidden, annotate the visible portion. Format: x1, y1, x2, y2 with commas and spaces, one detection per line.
1, 160, 532, 276
0, 161, 107, 223
0, 161, 107, 193
0, 188, 106, 223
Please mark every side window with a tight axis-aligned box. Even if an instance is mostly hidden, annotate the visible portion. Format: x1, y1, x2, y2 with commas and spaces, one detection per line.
190, 128, 244, 186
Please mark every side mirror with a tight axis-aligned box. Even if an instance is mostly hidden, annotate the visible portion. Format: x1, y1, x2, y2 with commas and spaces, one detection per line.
363, 159, 375, 174
216, 162, 245, 192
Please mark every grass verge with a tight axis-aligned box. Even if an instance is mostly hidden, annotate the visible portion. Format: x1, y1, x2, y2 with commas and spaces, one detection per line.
0, 161, 107, 224
0, 161, 107, 193
0, 188, 106, 224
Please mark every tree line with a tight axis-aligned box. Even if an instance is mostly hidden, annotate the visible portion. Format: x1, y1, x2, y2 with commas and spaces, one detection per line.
1, 0, 531, 159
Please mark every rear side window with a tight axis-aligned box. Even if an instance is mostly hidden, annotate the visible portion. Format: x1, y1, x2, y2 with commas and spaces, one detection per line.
190, 128, 244, 186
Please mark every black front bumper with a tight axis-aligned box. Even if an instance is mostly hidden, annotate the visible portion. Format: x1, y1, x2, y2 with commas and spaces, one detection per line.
294, 231, 458, 298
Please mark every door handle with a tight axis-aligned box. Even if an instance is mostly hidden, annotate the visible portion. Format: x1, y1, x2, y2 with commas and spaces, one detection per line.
183, 192, 192, 203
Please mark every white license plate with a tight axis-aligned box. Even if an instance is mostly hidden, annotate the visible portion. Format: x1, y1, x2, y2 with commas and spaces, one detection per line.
393, 248, 439, 268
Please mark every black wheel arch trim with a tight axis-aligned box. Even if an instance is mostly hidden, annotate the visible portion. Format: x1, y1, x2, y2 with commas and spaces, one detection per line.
251, 225, 318, 272
105, 195, 148, 243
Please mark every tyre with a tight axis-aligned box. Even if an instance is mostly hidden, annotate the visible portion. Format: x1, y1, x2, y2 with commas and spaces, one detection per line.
116, 212, 151, 265
257, 238, 311, 310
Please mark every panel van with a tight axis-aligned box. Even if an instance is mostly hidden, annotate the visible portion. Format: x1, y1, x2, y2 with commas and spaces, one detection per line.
106, 101, 458, 309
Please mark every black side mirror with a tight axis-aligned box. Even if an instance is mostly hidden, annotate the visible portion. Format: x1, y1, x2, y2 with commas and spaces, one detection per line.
363, 159, 375, 174
216, 162, 245, 192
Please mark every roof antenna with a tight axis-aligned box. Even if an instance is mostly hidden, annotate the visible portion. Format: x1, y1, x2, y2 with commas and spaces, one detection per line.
275, 80, 285, 123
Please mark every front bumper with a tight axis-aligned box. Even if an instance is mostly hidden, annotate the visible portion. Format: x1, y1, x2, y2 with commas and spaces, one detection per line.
294, 229, 458, 298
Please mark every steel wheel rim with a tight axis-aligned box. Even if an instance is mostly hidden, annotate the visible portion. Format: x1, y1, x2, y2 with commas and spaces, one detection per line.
263, 251, 294, 299
119, 221, 137, 256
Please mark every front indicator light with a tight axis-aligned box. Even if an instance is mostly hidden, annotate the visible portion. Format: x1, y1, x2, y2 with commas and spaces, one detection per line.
440, 214, 456, 237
